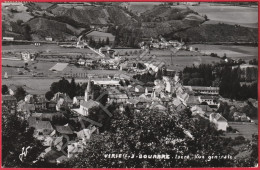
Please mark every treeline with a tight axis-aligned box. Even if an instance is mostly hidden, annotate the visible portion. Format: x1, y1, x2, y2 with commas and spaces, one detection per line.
87, 36, 110, 49
45, 78, 107, 104
107, 25, 142, 48
133, 68, 167, 83
182, 64, 258, 100
182, 64, 215, 86
219, 66, 257, 100
7, 20, 32, 40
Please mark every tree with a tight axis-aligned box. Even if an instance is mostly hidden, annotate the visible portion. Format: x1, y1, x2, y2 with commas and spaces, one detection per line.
2, 113, 44, 167
62, 107, 240, 168
106, 37, 110, 45
15, 87, 26, 101
45, 91, 55, 101
204, 15, 208, 21
156, 69, 163, 79
22, 24, 31, 41
69, 78, 77, 99
2, 85, 9, 95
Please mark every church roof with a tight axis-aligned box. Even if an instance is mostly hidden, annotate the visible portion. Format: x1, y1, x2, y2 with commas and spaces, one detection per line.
80, 100, 99, 109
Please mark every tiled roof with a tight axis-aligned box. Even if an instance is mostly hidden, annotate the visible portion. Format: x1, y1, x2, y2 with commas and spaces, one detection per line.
211, 113, 227, 122
56, 125, 74, 134
191, 86, 219, 91
35, 121, 53, 130
80, 100, 99, 109
2, 95, 16, 101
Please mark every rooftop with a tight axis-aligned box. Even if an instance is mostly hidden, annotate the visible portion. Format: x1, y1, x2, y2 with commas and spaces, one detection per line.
80, 100, 99, 109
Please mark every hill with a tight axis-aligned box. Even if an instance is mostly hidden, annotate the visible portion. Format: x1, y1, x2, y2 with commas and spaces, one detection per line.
27, 17, 85, 41
48, 4, 137, 25
2, 2, 258, 45
172, 23, 258, 43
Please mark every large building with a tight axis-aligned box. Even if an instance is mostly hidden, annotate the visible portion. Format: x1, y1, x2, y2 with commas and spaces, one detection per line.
73, 79, 100, 117
185, 86, 219, 95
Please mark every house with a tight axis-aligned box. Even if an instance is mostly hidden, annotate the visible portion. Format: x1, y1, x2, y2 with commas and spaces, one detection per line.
53, 136, 64, 151
175, 103, 187, 112
45, 36, 53, 41
73, 96, 85, 106
55, 125, 74, 137
185, 95, 200, 107
3, 37, 14, 41
76, 126, 97, 144
77, 59, 85, 66
92, 78, 120, 87
144, 61, 166, 72
107, 89, 128, 104
34, 95, 47, 111
21, 51, 37, 61
198, 96, 218, 106
145, 87, 153, 96
233, 112, 250, 122
8, 84, 18, 95
32, 120, 54, 139
85, 59, 94, 66
79, 100, 100, 116
2, 95, 17, 113
188, 86, 219, 95
17, 101, 35, 116
209, 113, 228, 131
190, 105, 205, 117
135, 85, 145, 93
177, 93, 189, 103
28, 116, 37, 127
67, 142, 84, 158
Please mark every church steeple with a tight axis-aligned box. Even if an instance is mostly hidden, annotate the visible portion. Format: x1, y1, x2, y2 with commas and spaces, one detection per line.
85, 79, 92, 101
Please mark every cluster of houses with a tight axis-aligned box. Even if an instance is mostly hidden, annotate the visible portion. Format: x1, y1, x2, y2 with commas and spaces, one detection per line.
2, 65, 256, 164
139, 37, 188, 50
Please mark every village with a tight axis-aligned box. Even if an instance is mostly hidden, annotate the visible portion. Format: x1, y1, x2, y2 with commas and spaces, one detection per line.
2, 36, 258, 164
1, 1, 258, 168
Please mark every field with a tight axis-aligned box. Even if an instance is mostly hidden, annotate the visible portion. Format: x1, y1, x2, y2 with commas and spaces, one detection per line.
189, 3, 258, 28
127, 2, 163, 15
225, 122, 258, 140
2, 78, 60, 95
191, 44, 258, 61
157, 55, 221, 71
2, 44, 93, 54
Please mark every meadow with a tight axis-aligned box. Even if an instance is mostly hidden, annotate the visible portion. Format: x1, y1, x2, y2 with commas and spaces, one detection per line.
191, 44, 258, 61
189, 3, 258, 28
2, 44, 93, 53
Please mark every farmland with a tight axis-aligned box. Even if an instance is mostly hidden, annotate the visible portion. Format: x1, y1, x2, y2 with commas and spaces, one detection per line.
191, 44, 258, 61
157, 55, 221, 71
2, 44, 93, 53
189, 3, 258, 28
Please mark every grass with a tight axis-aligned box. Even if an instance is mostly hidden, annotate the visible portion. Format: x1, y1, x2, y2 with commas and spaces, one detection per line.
191, 44, 258, 61
225, 122, 258, 140
157, 55, 221, 71
2, 44, 93, 53
189, 3, 258, 28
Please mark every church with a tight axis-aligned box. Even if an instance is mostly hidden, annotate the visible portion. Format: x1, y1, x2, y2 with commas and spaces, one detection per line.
74, 79, 100, 116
